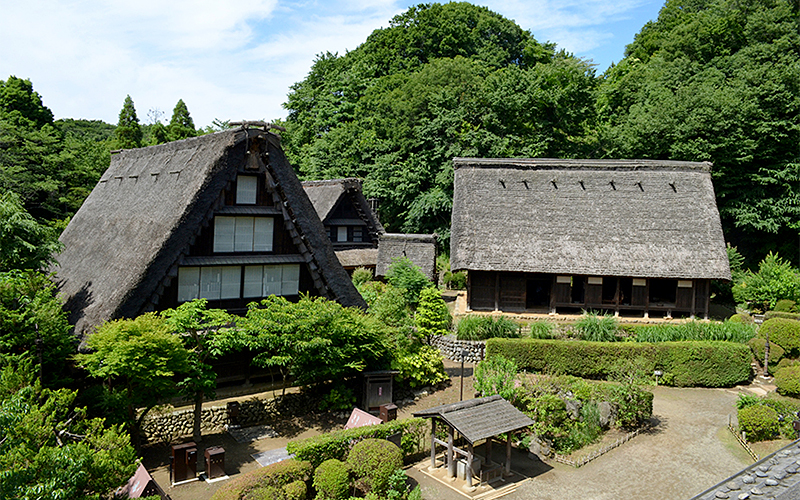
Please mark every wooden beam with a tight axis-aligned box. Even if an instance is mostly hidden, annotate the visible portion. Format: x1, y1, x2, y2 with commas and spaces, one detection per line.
430, 419, 437, 469
447, 426, 455, 478
505, 434, 512, 475
494, 272, 500, 311
485, 437, 493, 465
467, 442, 474, 487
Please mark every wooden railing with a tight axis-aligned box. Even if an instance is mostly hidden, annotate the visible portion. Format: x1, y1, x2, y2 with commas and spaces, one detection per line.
728, 416, 759, 462
548, 426, 646, 468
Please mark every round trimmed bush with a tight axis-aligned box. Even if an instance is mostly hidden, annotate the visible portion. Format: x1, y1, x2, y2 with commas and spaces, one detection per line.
738, 404, 780, 441
284, 480, 307, 500
748, 338, 785, 374
775, 299, 797, 313
759, 318, 800, 355
775, 365, 800, 396
729, 313, 754, 324
346, 439, 403, 495
313, 459, 350, 500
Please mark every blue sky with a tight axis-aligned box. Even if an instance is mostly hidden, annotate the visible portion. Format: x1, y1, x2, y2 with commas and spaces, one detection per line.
0, 0, 664, 128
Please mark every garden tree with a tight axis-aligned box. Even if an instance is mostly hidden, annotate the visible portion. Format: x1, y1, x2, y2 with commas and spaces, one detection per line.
385, 257, 432, 307
55, 118, 115, 143
0, 270, 73, 386
161, 299, 230, 443
112, 95, 143, 149
0, 76, 54, 128
598, 0, 800, 264
0, 192, 62, 272
733, 252, 800, 311
0, 357, 138, 500
75, 313, 190, 449
282, 2, 597, 238
167, 99, 196, 141
211, 295, 390, 392
148, 121, 169, 145
415, 287, 451, 337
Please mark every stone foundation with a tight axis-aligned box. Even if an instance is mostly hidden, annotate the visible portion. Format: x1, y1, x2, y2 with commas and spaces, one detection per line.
430, 335, 485, 363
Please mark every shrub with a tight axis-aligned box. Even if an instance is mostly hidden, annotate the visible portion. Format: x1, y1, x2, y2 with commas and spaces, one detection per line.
612, 384, 654, 429
759, 318, 800, 355
287, 418, 426, 468
738, 405, 780, 441
732, 252, 800, 312
313, 459, 351, 500
318, 385, 356, 412
574, 312, 618, 342
210, 459, 313, 500
474, 355, 518, 400
765, 311, 800, 321
528, 320, 556, 339
486, 339, 752, 387
385, 257, 431, 307
736, 393, 761, 410
631, 320, 755, 343
457, 315, 521, 340
347, 439, 403, 495
351, 268, 373, 288
775, 365, 800, 396
443, 271, 467, 290
748, 337, 784, 374
775, 299, 798, 313
415, 288, 451, 337
367, 283, 412, 328
392, 345, 448, 389
728, 313, 754, 324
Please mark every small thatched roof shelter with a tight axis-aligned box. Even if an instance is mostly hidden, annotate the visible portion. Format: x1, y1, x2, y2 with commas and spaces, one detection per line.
414, 395, 534, 486
56, 127, 365, 343
451, 158, 729, 280
302, 178, 383, 235
376, 233, 437, 281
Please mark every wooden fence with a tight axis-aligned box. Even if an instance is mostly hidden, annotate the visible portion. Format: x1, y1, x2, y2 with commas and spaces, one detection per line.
548, 426, 646, 468
728, 415, 759, 462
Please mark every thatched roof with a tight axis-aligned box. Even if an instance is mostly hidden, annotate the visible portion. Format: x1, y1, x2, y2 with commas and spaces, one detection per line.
413, 395, 534, 444
335, 248, 378, 269
376, 233, 437, 281
450, 158, 730, 280
55, 128, 365, 340
302, 178, 384, 235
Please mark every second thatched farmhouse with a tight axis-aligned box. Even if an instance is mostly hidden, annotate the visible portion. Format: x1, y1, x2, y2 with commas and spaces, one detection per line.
450, 158, 731, 319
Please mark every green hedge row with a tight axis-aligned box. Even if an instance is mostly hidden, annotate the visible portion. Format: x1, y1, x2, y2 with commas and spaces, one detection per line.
765, 311, 800, 321
486, 339, 752, 387
286, 418, 426, 468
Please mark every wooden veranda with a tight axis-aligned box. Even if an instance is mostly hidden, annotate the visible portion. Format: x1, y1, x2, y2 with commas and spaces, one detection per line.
413, 395, 534, 487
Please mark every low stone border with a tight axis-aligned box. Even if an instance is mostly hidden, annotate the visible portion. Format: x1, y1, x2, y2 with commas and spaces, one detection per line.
429, 334, 485, 363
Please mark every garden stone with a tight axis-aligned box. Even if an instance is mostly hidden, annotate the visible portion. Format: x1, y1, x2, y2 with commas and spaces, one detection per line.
765, 479, 778, 486
599, 401, 614, 427
743, 476, 755, 484
565, 399, 582, 420
715, 491, 729, 498
726, 481, 740, 490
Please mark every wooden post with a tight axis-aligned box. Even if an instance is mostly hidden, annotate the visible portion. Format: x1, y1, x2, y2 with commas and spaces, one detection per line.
447, 426, 455, 478
485, 437, 493, 465
690, 279, 697, 319
430, 419, 437, 469
505, 434, 512, 475
467, 442, 474, 487
494, 273, 500, 311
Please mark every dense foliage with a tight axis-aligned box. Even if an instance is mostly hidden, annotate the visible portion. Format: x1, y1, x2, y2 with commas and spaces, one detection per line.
758, 318, 800, 356
574, 312, 619, 342
738, 404, 780, 442
598, 0, 800, 262
774, 364, 800, 396
414, 287, 451, 337
487, 338, 752, 387
210, 458, 313, 500
456, 314, 522, 340
733, 253, 800, 311
313, 458, 350, 500
626, 319, 756, 343
347, 438, 403, 495
474, 355, 518, 400
282, 2, 597, 240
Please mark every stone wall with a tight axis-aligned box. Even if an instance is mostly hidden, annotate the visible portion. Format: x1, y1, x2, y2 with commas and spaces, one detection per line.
140, 392, 319, 444
430, 335, 485, 363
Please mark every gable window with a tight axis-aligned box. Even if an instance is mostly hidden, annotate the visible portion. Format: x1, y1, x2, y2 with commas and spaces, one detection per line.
353, 227, 363, 242
214, 216, 273, 253
236, 175, 258, 205
337, 226, 348, 243
178, 266, 241, 302
243, 264, 301, 297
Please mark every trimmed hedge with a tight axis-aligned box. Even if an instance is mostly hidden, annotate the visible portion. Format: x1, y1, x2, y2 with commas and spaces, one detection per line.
775, 365, 800, 396
759, 318, 800, 355
486, 338, 752, 387
286, 418, 426, 468
313, 459, 350, 500
764, 311, 800, 321
210, 459, 313, 500
738, 405, 780, 442
347, 439, 403, 495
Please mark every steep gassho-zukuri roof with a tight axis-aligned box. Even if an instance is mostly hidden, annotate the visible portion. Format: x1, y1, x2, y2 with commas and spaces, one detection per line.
55, 128, 365, 340
301, 178, 384, 234
450, 158, 731, 280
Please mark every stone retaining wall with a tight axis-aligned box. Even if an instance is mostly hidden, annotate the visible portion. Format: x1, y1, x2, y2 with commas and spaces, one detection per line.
140, 392, 319, 444
430, 335, 485, 363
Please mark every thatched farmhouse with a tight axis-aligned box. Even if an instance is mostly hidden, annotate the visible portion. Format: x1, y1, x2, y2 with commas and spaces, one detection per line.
450, 158, 730, 319
302, 178, 384, 272
55, 126, 365, 341
376, 233, 438, 282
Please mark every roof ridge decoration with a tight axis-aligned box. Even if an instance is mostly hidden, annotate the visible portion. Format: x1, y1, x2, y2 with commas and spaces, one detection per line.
453, 157, 713, 173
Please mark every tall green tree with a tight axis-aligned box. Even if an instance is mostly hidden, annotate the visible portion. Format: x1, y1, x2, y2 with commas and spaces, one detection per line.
598, 0, 800, 264
168, 99, 196, 141
0, 357, 138, 500
0, 192, 62, 272
75, 313, 189, 449
162, 299, 230, 443
282, 3, 597, 239
112, 95, 143, 149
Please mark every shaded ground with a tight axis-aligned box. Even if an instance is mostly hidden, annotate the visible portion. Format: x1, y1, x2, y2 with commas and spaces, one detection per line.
145, 361, 771, 500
